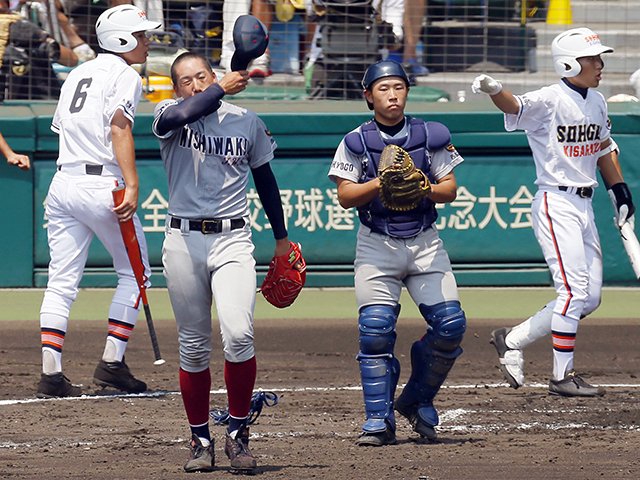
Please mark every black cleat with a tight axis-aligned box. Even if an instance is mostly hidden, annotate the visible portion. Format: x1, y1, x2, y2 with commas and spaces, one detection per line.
549, 370, 605, 397
93, 359, 147, 393
36, 372, 81, 398
355, 426, 397, 447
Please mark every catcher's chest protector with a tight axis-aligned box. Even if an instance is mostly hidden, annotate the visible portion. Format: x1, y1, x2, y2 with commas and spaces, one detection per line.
345, 118, 442, 237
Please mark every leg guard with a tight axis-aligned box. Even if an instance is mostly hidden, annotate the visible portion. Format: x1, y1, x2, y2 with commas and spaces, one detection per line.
396, 301, 466, 427
357, 304, 400, 433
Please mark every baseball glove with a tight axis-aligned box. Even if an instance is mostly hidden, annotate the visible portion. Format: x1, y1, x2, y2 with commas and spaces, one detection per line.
260, 242, 306, 308
378, 144, 431, 211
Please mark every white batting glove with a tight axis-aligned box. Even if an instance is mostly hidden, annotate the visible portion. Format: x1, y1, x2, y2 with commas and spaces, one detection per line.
471, 74, 503, 96
73, 43, 96, 63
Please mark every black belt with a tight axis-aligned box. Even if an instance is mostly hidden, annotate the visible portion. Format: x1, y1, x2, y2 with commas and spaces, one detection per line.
558, 186, 593, 198
170, 216, 245, 234
57, 164, 103, 175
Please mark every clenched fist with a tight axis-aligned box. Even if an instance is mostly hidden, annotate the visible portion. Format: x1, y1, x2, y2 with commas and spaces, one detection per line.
471, 74, 503, 96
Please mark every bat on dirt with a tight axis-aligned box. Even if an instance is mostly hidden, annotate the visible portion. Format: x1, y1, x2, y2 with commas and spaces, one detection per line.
112, 185, 165, 365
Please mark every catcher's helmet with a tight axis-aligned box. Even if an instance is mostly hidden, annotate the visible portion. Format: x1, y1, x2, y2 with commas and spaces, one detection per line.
362, 60, 410, 90
96, 5, 161, 54
551, 27, 613, 78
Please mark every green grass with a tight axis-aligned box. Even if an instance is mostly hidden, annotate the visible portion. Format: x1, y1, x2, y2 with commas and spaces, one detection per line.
2, 287, 638, 322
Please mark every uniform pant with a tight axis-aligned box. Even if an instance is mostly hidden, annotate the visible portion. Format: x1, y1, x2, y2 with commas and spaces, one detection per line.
163, 219, 256, 371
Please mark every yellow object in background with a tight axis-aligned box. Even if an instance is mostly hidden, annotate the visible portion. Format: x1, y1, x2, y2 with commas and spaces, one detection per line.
142, 75, 174, 103
547, 0, 573, 25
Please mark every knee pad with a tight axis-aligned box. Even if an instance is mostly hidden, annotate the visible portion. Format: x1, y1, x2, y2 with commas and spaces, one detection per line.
358, 304, 399, 356
419, 301, 467, 352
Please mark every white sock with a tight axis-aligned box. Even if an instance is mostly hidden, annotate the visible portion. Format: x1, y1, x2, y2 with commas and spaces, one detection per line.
506, 300, 555, 349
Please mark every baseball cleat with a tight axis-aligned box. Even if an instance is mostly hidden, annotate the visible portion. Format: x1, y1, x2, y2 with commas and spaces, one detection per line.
396, 398, 438, 442
490, 327, 525, 389
224, 427, 257, 475
36, 372, 81, 398
93, 359, 147, 393
549, 370, 605, 397
184, 434, 215, 473
355, 426, 397, 447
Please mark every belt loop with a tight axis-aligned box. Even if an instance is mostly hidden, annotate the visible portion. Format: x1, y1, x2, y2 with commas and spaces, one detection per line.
221, 219, 231, 233
180, 217, 189, 235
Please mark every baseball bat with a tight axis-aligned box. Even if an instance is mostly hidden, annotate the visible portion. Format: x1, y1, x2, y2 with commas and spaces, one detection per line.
608, 190, 640, 280
619, 222, 640, 280
112, 185, 166, 365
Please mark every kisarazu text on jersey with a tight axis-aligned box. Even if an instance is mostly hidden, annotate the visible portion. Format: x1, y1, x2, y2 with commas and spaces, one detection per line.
556, 123, 602, 158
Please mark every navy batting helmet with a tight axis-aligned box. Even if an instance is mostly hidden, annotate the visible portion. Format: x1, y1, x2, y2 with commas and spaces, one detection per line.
362, 60, 410, 90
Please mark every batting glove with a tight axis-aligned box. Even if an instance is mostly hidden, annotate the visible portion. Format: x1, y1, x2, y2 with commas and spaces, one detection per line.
73, 43, 96, 63
609, 182, 636, 228
471, 74, 503, 96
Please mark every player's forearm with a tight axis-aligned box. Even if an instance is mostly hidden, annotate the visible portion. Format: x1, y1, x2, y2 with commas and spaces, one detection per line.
0, 133, 13, 158
111, 123, 138, 191
490, 90, 520, 115
598, 152, 625, 187
155, 84, 225, 136
336, 178, 381, 209
252, 163, 288, 240
428, 173, 458, 203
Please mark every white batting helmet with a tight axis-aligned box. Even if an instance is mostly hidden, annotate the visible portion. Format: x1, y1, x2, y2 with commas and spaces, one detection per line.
551, 27, 613, 78
96, 5, 161, 54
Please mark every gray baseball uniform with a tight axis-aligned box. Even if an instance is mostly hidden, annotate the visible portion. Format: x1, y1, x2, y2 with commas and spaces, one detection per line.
153, 98, 276, 369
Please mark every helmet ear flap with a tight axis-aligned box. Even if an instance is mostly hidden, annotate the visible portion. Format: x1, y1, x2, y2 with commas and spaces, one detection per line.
553, 56, 581, 78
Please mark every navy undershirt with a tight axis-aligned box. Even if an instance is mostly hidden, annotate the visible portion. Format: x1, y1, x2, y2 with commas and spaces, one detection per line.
562, 77, 588, 99
375, 118, 406, 137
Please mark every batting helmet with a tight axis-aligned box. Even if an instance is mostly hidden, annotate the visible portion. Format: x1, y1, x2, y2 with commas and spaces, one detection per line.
230, 15, 269, 71
96, 5, 161, 54
362, 60, 410, 90
551, 27, 613, 78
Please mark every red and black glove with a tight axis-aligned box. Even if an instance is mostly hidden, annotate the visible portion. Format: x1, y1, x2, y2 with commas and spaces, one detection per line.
260, 242, 306, 308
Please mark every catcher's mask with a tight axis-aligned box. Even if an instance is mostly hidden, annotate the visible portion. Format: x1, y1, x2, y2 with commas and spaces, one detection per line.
551, 27, 613, 78
96, 4, 161, 54
362, 60, 410, 110
230, 15, 269, 71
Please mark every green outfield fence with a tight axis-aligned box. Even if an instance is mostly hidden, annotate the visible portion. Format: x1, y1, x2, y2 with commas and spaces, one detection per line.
2, 100, 640, 288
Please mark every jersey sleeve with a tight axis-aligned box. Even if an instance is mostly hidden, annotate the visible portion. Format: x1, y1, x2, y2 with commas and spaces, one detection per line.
504, 89, 552, 133
430, 142, 464, 181
105, 68, 142, 126
328, 139, 362, 184
248, 114, 276, 169
152, 98, 180, 139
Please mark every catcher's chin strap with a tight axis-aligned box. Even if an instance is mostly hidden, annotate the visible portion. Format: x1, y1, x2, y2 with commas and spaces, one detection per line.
209, 391, 279, 425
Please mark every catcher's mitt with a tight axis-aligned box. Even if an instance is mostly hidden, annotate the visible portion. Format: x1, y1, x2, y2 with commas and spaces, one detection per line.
378, 144, 431, 211
260, 242, 306, 308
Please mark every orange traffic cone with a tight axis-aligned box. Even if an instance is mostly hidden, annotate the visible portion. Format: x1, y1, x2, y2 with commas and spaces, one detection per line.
547, 0, 573, 25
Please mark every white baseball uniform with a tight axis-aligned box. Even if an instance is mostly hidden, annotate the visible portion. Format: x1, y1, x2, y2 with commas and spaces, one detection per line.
503, 79, 610, 378
40, 53, 151, 374
153, 98, 276, 369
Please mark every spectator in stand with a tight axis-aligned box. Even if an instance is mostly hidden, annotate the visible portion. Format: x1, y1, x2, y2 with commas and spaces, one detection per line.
0, 0, 79, 100
402, 0, 429, 81
221, 0, 272, 78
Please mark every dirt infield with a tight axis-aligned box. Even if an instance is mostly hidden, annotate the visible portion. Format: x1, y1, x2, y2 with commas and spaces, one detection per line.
1, 315, 639, 480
